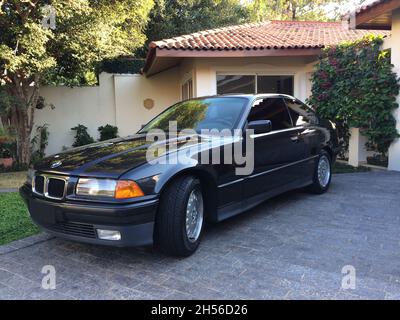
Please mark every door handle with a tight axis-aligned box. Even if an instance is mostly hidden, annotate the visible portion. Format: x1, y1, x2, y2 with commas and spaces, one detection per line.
290, 135, 299, 142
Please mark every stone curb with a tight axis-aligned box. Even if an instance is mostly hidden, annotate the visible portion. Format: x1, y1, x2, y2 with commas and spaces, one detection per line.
0, 188, 18, 193
0, 232, 54, 255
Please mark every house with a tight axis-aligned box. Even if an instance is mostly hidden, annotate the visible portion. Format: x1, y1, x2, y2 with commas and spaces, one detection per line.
36, 20, 389, 161
348, 0, 400, 171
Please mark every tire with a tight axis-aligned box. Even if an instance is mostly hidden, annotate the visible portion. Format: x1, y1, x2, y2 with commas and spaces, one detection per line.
306, 151, 332, 194
154, 175, 204, 257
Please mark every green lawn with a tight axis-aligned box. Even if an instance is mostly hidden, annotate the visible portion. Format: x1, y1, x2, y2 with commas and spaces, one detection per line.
0, 192, 39, 245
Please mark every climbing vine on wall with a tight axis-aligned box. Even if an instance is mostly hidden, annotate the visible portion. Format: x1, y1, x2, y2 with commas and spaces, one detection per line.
308, 35, 400, 155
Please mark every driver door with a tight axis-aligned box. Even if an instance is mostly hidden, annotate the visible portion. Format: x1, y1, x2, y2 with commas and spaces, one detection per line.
243, 97, 304, 200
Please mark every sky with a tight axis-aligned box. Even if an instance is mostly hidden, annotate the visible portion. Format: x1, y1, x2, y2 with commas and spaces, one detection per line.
324, 0, 379, 19
241, 0, 381, 20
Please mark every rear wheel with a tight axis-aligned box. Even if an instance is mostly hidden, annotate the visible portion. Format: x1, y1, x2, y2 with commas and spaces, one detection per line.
154, 175, 204, 257
306, 151, 332, 194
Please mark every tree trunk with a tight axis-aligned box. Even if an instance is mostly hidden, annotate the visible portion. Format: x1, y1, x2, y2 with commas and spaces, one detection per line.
16, 127, 32, 165
5, 74, 40, 166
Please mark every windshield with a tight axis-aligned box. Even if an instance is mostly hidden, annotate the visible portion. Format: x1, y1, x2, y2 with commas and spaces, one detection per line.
138, 97, 248, 134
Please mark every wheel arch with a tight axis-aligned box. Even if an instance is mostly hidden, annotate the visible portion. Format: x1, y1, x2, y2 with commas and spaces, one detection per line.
157, 167, 219, 223
322, 145, 334, 163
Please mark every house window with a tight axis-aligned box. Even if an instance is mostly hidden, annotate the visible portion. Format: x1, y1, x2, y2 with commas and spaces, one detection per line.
217, 75, 293, 95
182, 79, 193, 100
216, 75, 255, 94
257, 76, 293, 95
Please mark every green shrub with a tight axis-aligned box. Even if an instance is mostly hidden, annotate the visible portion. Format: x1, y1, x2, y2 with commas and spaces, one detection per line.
71, 124, 95, 147
0, 144, 12, 158
98, 124, 119, 141
98, 58, 145, 74
308, 35, 400, 156
0, 140, 16, 159
31, 124, 49, 164
0, 127, 16, 159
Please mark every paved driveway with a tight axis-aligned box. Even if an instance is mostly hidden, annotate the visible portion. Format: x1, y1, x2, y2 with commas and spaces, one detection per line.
1, 171, 400, 299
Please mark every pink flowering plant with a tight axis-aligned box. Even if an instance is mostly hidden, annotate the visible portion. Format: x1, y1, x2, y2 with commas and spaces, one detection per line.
308, 35, 399, 156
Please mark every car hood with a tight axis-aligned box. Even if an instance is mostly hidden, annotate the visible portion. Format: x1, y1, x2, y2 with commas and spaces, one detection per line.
34, 133, 216, 178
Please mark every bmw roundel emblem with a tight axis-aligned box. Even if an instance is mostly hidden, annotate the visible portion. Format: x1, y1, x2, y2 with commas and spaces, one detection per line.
50, 160, 62, 169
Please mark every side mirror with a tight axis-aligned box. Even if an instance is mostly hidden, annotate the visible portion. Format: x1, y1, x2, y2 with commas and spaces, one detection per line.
247, 120, 272, 134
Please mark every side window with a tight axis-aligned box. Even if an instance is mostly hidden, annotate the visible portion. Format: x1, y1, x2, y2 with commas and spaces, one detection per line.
284, 98, 318, 126
181, 79, 193, 100
248, 98, 293, 131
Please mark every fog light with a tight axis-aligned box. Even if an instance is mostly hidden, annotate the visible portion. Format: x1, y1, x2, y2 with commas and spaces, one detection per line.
97, 229, 121, 241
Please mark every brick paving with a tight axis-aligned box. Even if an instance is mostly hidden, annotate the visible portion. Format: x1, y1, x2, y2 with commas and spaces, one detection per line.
0, 171, 399, 299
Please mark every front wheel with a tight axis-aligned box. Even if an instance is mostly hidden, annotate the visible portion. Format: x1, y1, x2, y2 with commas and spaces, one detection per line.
154, 175, 204, 257
306, 151, 332, 194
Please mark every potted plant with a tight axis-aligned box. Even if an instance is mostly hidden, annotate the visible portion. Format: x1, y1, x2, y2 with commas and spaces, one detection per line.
0, 127, 14, 168
0, 146, 13, 168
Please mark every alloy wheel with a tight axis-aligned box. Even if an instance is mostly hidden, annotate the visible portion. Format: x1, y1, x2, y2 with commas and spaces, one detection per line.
317, 155, 331, 188
185, 188, 204, 243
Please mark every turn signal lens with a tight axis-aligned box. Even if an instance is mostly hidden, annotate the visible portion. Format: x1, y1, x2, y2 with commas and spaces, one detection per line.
115, 180, 144, 199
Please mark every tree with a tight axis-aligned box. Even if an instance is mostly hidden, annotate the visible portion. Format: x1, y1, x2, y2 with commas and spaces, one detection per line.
139, 0, 249, 57
247, 0, 345, 22
0, 0, 153, 165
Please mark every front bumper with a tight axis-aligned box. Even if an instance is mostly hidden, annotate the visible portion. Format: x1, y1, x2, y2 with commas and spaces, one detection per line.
19, 184, 158, 247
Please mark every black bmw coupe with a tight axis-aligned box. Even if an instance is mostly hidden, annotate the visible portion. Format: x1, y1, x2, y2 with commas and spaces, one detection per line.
20, 94, 340, 256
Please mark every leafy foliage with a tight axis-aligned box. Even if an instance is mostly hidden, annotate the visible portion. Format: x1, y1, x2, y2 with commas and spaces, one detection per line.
31, 124, 49, 163
308, 35, 400, 155
0, 143, 12, 158
0, 124, 15, 158
98, 58, 145, 75
71, 124, 95, 147
246, 0, 345, 22
98, 124, 119, 141
139, 0, 249, 57
0, 0, 154, 164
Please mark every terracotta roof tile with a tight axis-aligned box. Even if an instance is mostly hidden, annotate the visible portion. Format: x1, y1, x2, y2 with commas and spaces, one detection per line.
150, 20, 389, 52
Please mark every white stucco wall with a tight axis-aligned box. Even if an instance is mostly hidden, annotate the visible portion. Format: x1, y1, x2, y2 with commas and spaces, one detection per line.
189, 57, 316, 102
388, 8, 400, 171
36, 71, 180, 155
113, 69, 180, 137
36, 73, 116, 155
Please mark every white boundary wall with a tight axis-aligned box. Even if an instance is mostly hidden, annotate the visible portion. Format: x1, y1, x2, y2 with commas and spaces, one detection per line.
36, 71, 180, 155
388, 9, 400, 171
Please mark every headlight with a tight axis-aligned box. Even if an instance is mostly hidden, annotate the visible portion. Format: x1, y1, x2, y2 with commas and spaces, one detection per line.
76, 178, 116, 197
26, 169, 36, 185
76, 178, 144, 199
